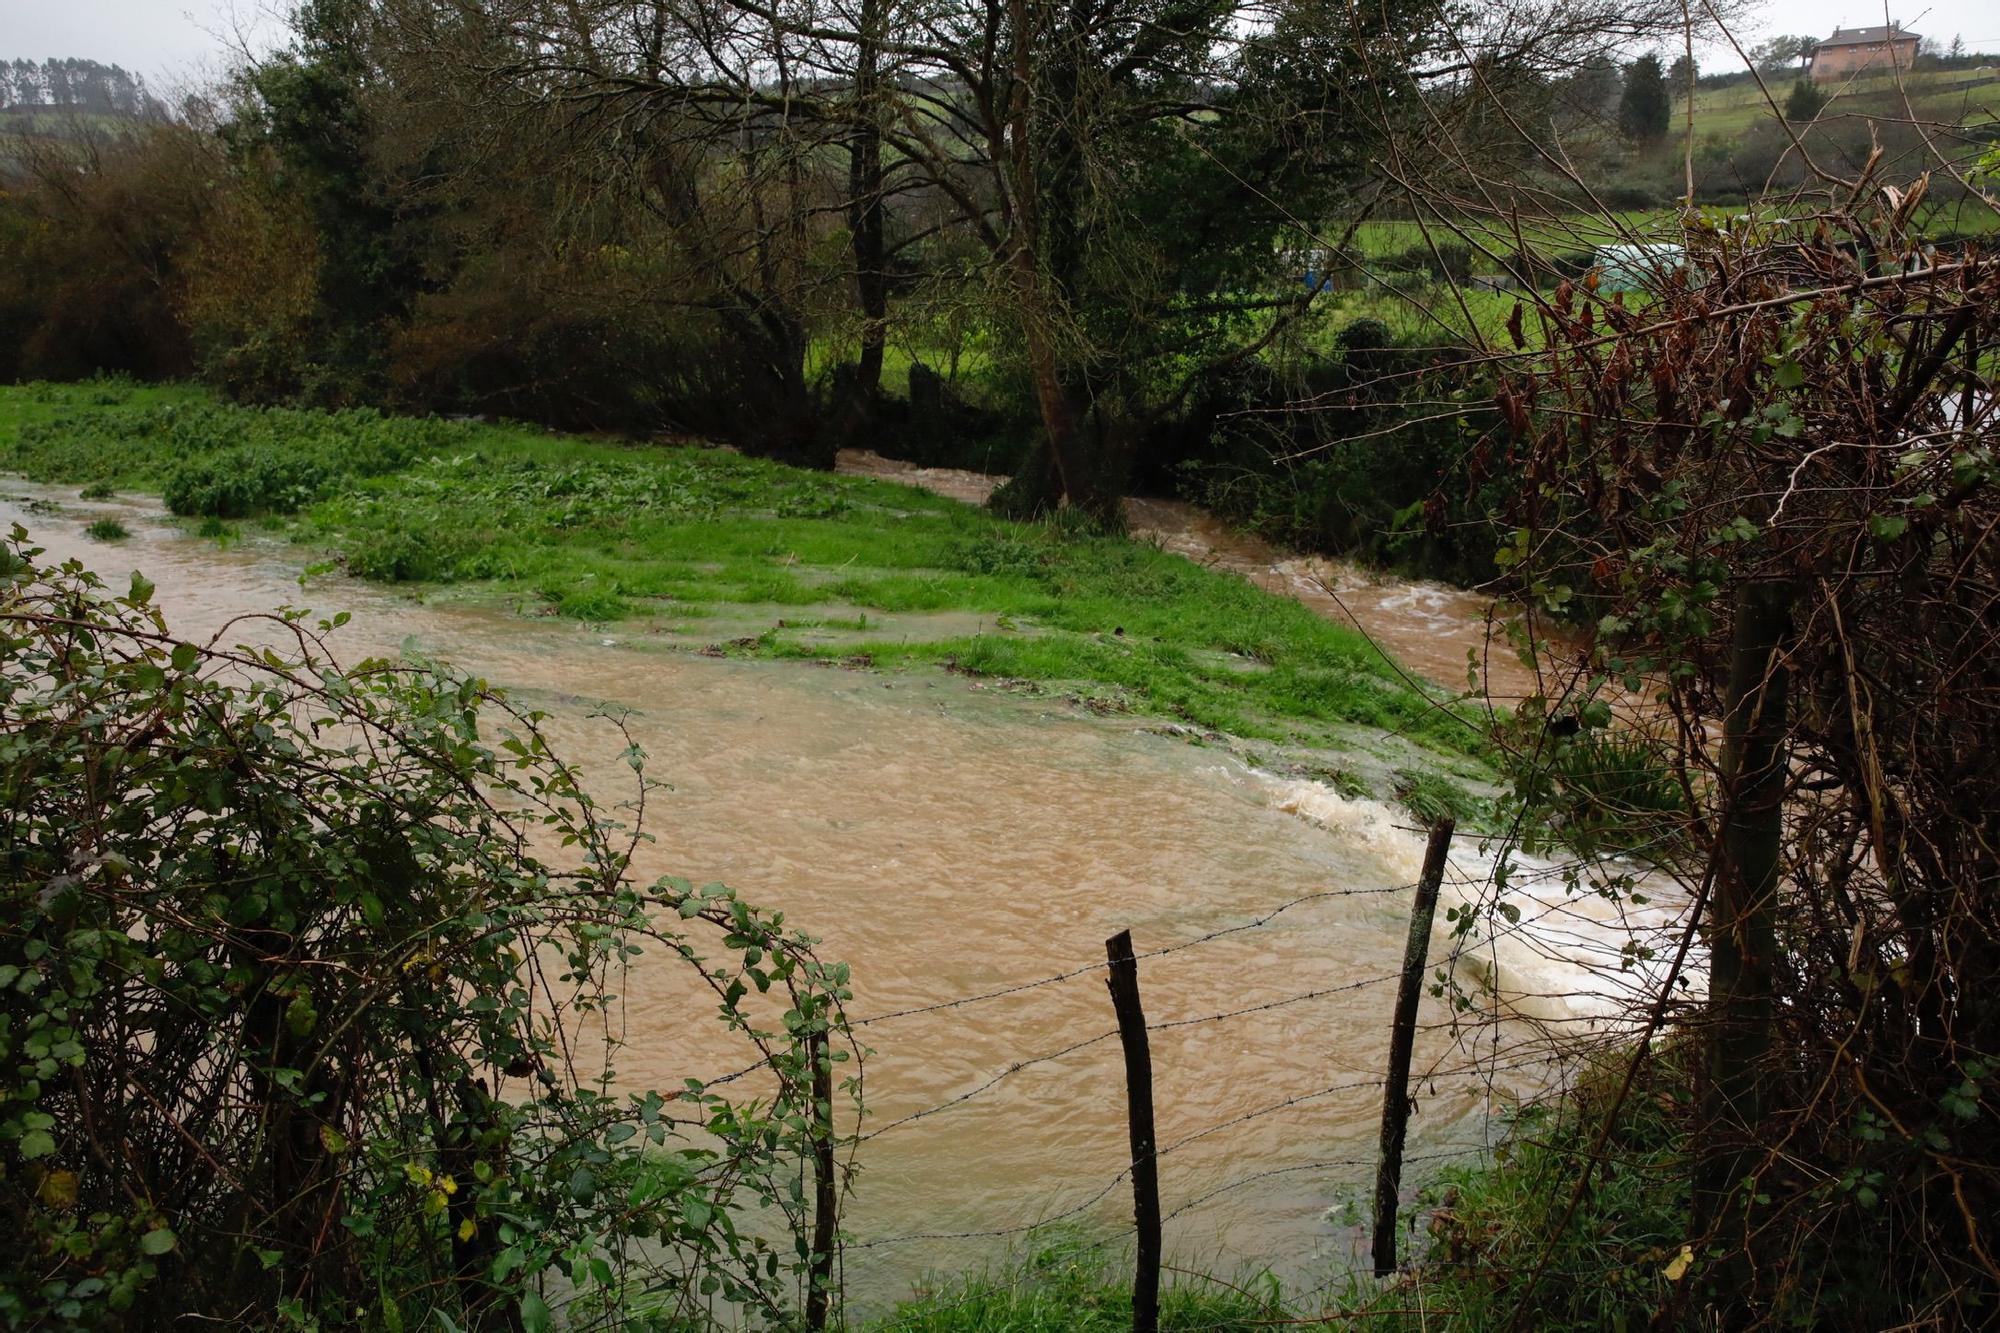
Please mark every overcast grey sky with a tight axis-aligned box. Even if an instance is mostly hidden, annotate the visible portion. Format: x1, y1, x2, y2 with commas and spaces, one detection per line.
6, 0, 2000, 89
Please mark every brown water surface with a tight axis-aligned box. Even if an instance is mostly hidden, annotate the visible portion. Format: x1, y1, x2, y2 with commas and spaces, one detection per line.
4, 483, 1674, 1308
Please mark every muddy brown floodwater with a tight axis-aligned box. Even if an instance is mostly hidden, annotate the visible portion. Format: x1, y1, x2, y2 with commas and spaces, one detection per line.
4, 482, 1681, 1311
836, 450, 1558, 705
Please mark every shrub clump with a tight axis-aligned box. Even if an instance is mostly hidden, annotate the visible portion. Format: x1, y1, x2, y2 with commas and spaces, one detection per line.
162, 446, 334, 517
1390, 1048, 1695, 1328
0, 536, 854, 1327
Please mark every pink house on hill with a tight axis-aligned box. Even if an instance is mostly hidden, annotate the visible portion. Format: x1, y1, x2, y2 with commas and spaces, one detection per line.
1808, 24, 1921, 78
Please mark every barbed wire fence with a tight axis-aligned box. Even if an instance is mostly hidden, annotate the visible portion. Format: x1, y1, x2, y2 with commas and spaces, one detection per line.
680, 812, 1694, 1328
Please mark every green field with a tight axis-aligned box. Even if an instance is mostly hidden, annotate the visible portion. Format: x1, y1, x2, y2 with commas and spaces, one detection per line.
0, 380, 1485, 769
1684, 64, 2000, 139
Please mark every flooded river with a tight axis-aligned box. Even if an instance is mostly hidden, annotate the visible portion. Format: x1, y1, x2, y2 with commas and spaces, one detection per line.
836, 451, 1556, 705
4, 481, 1678, 1310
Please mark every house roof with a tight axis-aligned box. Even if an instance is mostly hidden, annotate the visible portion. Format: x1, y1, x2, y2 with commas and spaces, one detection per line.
1818, 25, 1920, 47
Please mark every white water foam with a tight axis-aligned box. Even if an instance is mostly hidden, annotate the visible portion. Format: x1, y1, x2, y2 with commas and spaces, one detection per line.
1255, 774, 1700, 1035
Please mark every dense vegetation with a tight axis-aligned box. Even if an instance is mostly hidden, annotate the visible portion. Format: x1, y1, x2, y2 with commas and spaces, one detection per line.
4, 0, 2000, 1325
0, 536, 854, 1326
1477, 200, 2000, 1325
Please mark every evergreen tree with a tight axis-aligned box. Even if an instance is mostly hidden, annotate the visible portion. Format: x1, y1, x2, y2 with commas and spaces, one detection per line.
1618, 54, 1671, 143
1784, 77, 1829, 122
1668, 54, 1696, 96
236, 0, 424, 397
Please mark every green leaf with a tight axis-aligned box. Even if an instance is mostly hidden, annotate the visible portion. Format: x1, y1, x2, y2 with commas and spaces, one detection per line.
139, 1227, 177, 1255
284, 992, 318, 1038
18, 1129, 55, 1159
518, 1292, 553, 1333
127, 571, 155, 605
1869, 514, 1908, 541
491, 1247, 525, 1283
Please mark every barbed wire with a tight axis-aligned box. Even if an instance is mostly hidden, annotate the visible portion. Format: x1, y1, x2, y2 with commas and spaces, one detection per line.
851, 880, 1421, 1028
850, 1051, 1561, 1255
856, 1028, 1121, 1142
855, 972, 1418, 1145
691, 877, 1430, 1095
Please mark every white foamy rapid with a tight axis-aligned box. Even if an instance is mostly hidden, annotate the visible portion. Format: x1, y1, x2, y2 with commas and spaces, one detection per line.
1256, 774, 1700, 1036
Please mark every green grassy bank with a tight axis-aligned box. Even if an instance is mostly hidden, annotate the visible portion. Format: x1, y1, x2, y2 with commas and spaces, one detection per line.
0, 380, 1480, 764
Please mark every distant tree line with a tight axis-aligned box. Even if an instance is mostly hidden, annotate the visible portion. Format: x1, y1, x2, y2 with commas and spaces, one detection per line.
0, 58, 164, 119
0, 0, 1908, 560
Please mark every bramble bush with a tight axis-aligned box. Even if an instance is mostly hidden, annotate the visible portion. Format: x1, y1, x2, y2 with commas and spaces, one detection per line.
1478, 196, 2000, 1326
0, 534, 855, 1328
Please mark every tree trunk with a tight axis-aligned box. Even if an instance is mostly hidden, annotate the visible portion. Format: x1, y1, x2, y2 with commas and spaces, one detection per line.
847, 0, 887, 399
988, 0, 1121, 524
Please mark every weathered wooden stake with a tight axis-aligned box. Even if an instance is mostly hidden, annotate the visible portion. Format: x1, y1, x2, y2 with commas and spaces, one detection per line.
1696, 578, 1792, 1302
1105, 929, 1160, 1333
806, 1028, 838, 1332
1372, 818, 1456, 1277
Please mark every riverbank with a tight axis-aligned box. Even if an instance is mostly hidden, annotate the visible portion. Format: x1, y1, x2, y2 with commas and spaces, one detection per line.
0, 381, 1701, 1329
0, 380, 1489, 783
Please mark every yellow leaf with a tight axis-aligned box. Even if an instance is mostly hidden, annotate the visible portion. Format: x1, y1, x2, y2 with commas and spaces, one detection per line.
458, 1218, 476, 1242
1663, 1245, 1694, 1281
38, 1169, 78, 1209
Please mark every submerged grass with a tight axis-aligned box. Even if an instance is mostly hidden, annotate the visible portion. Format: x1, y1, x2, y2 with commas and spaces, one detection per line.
0, 381, 1480, 759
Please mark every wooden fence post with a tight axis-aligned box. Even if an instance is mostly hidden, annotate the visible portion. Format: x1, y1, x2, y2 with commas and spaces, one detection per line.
806, 1027, 838, 1331
1696, 578, 1793, 1301
1372, 818, 1456, 1277
1105, 929, 1160, 1333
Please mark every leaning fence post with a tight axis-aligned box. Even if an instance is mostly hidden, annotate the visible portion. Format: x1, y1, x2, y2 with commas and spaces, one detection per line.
1105, 929, 1160, 1333
806, 1027, 838, 1331
1372, 818, 1456, 1277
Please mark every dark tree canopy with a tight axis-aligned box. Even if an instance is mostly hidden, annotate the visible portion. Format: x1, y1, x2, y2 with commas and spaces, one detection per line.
1783, 76, 1829, 122
1618, 53, 1671, 142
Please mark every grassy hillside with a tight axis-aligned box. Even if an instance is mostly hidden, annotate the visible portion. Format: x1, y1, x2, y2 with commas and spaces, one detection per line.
1323, 63, 1998, 288
1686, 64, 2000, 139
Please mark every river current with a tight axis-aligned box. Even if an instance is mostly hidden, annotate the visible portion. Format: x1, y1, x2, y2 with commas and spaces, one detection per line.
3, 475, 1681, 1308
